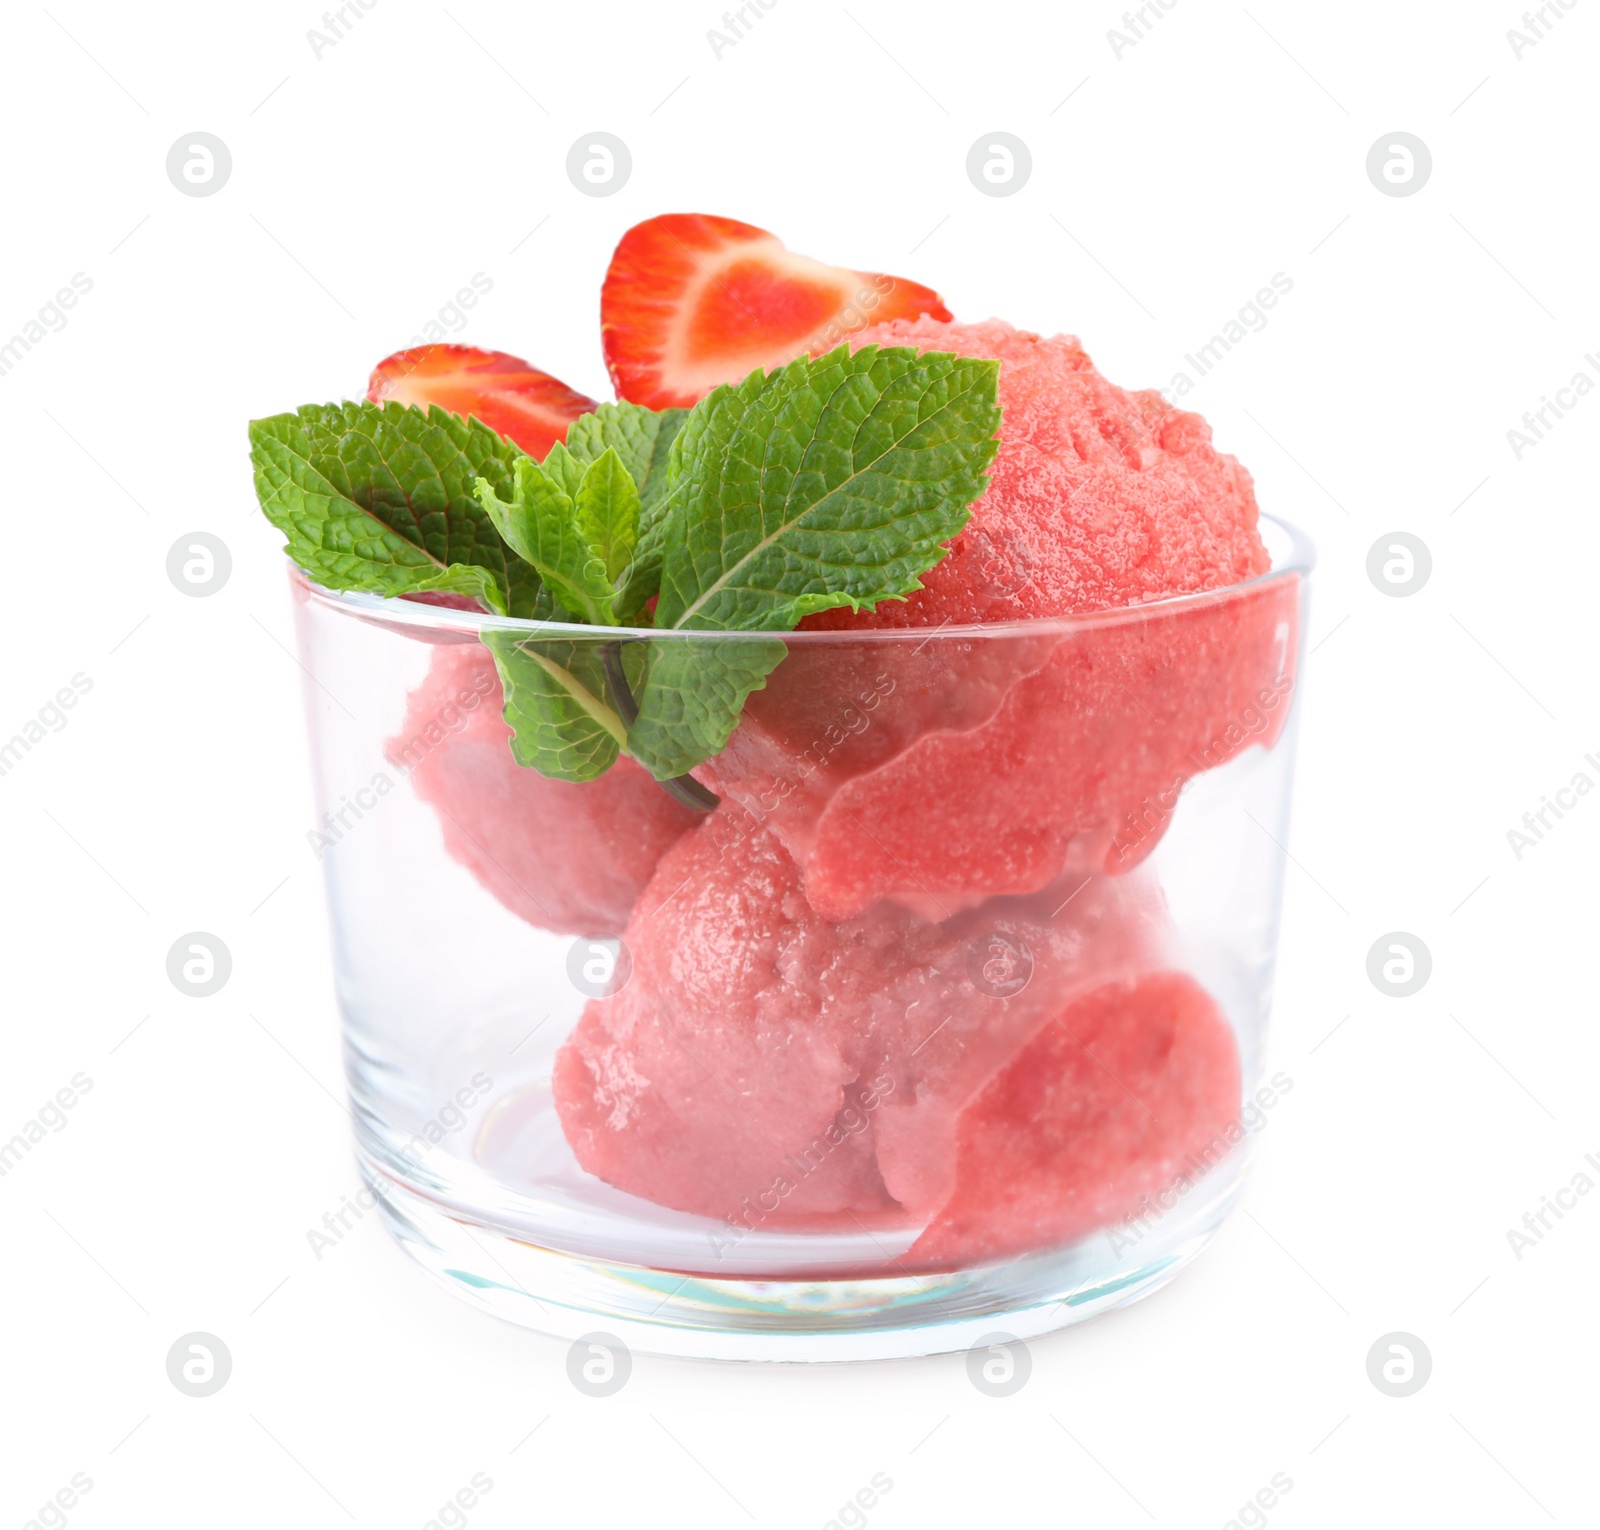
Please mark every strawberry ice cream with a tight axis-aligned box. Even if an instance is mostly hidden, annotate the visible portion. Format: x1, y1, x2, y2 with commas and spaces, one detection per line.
550, 317, 1289, 1266
553, 812, 1176, 1235
388, 644, 698, 937
701, 319, 1296, 918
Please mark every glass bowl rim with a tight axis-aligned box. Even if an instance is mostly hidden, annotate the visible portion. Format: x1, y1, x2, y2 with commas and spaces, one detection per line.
294, 512, 1314, 644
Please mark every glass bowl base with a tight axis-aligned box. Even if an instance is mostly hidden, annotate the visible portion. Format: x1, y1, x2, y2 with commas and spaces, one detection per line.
360, 1150, 1246, 1362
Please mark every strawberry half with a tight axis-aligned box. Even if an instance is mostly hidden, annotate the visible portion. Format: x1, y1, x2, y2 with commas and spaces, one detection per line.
367, 344, 597, 458
601, 214, 954, 409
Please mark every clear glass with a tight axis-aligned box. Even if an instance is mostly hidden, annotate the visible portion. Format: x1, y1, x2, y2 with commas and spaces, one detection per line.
291, 516, 1312, 1360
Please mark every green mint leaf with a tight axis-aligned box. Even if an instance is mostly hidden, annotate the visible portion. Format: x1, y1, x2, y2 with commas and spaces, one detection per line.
621, 636, 788, 780
480, 631, 636, 782
564, 403, 690, 622
249, 400, 542, 616
473, 449, 640, 627
564, 402, 688, 516
654, 345, 1001, 628
473, 457, 592, 616
572, 448, 640, 592
468, 421, 674, 786
537, 440, 588, 501
626, 344, 1001, 778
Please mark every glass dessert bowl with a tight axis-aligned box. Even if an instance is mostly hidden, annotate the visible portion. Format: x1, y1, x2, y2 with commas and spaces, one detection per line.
291, 513, 1312, 1362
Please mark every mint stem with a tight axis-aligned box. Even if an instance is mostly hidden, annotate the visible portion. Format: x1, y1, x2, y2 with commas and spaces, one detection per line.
598, 641, 720, 813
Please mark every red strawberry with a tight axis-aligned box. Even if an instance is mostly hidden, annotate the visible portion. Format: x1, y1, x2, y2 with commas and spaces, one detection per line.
601, 214, 954, 409
367, 344, 597, 458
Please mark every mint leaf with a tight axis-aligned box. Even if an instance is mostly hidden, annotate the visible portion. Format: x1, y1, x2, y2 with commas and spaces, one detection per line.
655, 346, 1001, 628
249, 350, 997, 798
474, 448, 641, 626
622, 635, 788, 780
471, 443, 654, 779
626, 344, 1001, 778
249, 400, 543, 616
537, 440, 587, 501
565, 402, 689, 621
564, 402, 687, 516
480, 631, 636, 782
573, 449, 640, 594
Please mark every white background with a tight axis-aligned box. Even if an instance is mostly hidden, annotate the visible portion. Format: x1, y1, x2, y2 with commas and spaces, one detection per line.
2, 1, 1596, 1525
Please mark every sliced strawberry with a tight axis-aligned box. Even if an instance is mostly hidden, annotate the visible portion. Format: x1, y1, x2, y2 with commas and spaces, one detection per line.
601, 214, 954, 409
367, 344, 597, 459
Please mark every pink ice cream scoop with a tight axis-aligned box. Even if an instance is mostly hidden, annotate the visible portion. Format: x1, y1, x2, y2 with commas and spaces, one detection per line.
805, 317, 1270, 627
552, 810, 1176, 1235
387, 644, 699, 938
701, 319, 1296, 918
908, 970, 1242, 1270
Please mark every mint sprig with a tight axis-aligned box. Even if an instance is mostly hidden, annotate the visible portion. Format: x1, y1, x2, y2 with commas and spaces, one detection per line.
250, 346, 1000, 800
249, 401, 543, 616
474, 446, 642, 626
563, 402, 689, 617
468, 408, 689, 784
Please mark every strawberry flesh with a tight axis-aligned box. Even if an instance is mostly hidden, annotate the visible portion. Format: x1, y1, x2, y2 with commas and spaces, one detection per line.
368, 344, 596, 458
601, 213, 953, 408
